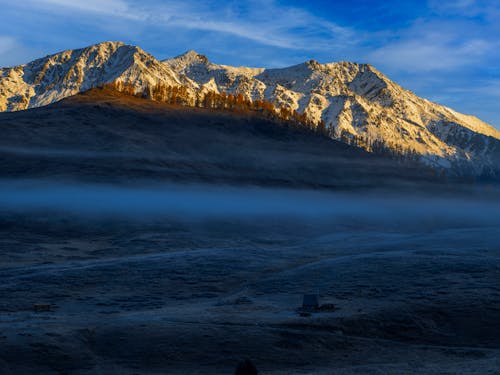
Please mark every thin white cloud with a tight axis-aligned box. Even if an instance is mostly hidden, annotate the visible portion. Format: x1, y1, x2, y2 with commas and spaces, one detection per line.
428, 0, 500, 23
446, 79, 500, 98
160, 0, 356, 51
370, 37, 492, 72
22, 0, 355, 52
164, 17, 351, 51
31, 0, 144, 20
430, 0, 476, 11
0, 36, 34, 67
0, 36, 16, 53
428, 0, 493, 16
368, 17, 496, 73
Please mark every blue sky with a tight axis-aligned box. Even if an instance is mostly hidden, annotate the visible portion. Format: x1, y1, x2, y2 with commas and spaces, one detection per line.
1, 0, 499, 128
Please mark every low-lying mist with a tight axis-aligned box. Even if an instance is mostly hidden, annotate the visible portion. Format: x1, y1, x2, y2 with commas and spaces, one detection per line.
1, 180, 499, 230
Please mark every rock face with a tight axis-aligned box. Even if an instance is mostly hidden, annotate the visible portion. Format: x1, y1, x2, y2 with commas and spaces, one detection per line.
1, 41, 499, 175
0, 42, 180, 112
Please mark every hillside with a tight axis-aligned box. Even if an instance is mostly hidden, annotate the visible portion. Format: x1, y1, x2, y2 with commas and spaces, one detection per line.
0, 87, 439, 189
0, 42, 499, 176
165, 51, 500, 174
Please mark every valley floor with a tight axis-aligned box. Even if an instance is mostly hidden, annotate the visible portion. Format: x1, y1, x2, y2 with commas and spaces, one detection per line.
0, 185, 500, 374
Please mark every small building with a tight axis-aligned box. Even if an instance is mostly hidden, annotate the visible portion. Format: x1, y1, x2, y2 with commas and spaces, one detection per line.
302, 294, 319, 310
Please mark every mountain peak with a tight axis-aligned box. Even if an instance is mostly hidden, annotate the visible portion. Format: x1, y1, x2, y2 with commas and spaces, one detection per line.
0, 41, 179, 112
91, 40, 127, 48
65, 41, 132, 55
170, 50, 209, 65
24, 41, 133, 68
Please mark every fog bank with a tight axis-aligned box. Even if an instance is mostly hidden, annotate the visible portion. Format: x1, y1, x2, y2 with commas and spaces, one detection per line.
0, 180, 498, 229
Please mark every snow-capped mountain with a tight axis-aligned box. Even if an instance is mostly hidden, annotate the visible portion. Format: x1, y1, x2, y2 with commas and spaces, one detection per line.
0, 42, 180, 112
164, 51, 500, 173
1, 42, 499, 175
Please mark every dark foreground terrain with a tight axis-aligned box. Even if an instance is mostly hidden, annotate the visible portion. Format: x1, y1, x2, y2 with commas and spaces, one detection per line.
0, 90, 499, 374
0, 188, 500, 374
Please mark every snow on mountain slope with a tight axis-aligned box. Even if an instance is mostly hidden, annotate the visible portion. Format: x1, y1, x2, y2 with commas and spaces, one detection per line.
0, 41, 180, 112
165, 51, 500, 172
0, 42, 499, 175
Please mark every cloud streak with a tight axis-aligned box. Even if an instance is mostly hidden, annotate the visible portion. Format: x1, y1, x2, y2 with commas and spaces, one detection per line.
24, 0, 354, 52
146, 0, 356, 52
0, 36, 34, 68
34, 0, 140, 19
370, 35, 493, 72
0, 36, 15, 53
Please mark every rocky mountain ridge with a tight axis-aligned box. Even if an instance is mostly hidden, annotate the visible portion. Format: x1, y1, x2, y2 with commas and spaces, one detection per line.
1, 41, 499, 175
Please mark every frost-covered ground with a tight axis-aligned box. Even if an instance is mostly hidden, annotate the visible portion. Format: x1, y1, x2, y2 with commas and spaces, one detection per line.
0, 184, 499, 374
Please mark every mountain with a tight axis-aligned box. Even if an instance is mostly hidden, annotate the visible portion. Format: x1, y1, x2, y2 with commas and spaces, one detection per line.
0, 42, 180, 112
164, 51, 500, 174
1, 41, 499, 176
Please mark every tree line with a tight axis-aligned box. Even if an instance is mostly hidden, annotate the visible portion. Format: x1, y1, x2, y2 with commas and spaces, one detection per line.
103, 81, 327, 136
337, 129, 422, 163
102, 81, 422, 165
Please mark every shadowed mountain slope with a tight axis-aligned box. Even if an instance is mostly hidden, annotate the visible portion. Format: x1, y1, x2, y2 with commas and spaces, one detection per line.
0, 88, 440, 189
